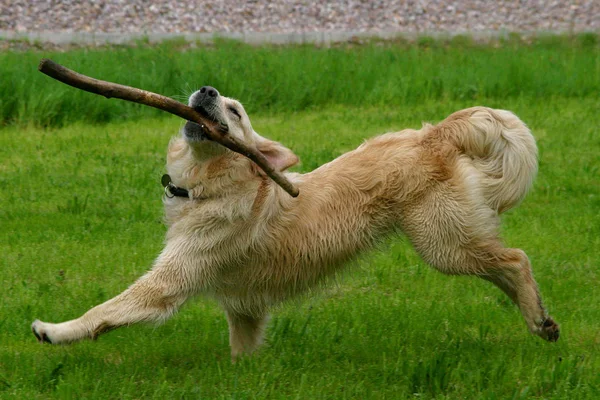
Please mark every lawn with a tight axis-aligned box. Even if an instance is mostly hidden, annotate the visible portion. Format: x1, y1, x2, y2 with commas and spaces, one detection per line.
0, 37, 599, 399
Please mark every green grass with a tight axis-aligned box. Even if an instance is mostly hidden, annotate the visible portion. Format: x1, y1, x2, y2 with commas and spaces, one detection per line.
1, 94, 599, 398
1, 37, 599, 398
0, 34, 598, 127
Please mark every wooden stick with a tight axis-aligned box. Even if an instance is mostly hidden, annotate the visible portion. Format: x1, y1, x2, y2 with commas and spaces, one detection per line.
38, 58, 299, 198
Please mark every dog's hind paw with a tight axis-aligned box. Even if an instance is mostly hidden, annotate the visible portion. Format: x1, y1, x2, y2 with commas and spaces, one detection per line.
539, 317, 560, 342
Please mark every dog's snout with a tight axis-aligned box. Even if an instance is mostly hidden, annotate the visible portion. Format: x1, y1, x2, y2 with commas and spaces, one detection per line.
189, 86, 220, 110
200, 86, 219, 98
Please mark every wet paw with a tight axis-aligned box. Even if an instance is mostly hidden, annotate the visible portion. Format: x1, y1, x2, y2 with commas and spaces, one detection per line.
31, 320, 53, 344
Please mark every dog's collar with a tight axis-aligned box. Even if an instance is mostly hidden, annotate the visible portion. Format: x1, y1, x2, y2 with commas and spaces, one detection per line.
161, 174, 189, 198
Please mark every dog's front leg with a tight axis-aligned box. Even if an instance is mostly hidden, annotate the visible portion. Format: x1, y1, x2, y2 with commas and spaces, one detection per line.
32, 246, 203, 344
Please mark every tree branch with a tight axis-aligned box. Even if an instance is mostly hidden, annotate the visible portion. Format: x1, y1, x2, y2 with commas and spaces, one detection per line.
38, 58, 299, 198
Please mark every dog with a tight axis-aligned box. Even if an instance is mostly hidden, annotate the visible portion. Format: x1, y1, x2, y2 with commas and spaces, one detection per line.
32, 86, 559, 358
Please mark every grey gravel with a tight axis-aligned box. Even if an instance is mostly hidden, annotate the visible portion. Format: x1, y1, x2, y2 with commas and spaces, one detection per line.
1, 1, 598, 36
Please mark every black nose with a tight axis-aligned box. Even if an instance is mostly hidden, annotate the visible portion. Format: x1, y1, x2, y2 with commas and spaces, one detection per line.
199, 86, 219, 98
189, 86, 221, 110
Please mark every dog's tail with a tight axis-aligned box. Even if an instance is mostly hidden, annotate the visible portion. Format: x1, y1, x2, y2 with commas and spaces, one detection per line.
443, 107, 538, 213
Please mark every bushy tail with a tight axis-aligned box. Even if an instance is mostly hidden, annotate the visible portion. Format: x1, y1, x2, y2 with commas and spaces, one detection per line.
445, 107, 538, 213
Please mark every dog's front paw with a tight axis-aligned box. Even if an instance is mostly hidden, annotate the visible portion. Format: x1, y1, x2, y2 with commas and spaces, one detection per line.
31, 320, 54, 344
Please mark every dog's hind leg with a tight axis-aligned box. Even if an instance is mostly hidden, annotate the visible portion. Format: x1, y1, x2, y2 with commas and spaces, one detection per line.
32, 252, 199, 344
225, 310, 270, 360
413, 234, 559, 342
476, 247, 559, 341
403, 188, 558, 342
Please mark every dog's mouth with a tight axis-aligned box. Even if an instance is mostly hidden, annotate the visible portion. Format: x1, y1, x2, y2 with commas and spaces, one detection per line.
193, 104, 212, 120
183, 105, 222, 141
183, 120, 209, 141
184, 87, 229, 143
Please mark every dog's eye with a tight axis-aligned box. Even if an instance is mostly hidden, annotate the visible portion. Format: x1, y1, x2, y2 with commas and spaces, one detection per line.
228, 107, 241, 120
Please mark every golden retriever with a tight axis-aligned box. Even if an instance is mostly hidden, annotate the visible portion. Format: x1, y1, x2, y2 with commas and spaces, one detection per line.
32, 86, 559, 358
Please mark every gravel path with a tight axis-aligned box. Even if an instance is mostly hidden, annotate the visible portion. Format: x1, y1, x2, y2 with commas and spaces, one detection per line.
1, 1, 598, 36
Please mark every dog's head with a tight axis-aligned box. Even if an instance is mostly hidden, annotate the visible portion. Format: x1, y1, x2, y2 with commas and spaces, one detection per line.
168, 87, 298, 194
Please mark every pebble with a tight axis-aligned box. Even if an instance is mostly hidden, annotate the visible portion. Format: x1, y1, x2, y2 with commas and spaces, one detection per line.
1, 1, 598, 35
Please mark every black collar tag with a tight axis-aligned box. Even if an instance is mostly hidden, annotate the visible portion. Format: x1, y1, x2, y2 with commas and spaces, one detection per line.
161, 174, 189, 198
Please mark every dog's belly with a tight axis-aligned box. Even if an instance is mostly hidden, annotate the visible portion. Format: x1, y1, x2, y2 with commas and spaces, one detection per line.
209, 205, 401, 313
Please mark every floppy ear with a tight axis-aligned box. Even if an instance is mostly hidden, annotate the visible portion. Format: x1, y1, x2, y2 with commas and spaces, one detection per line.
253, 134, 299, 174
